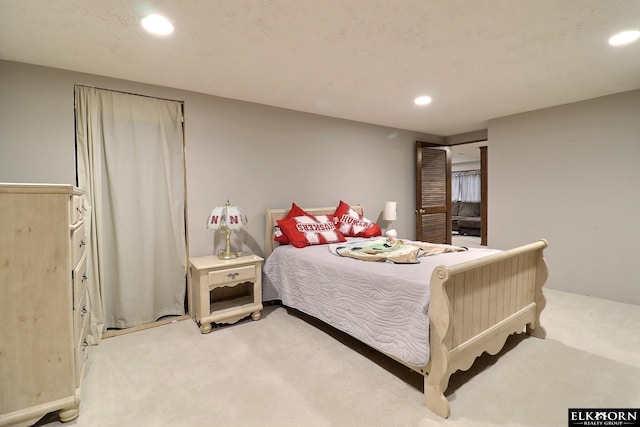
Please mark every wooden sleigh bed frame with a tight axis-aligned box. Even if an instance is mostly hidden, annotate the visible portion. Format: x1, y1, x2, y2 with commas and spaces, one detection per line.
264, 206, 548, 418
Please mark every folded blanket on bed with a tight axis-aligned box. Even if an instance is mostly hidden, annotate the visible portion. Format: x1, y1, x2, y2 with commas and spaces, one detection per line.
329, 237, 467, 264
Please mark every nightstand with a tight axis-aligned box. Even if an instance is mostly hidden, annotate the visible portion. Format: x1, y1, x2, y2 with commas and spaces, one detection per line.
189, 254, 264, 333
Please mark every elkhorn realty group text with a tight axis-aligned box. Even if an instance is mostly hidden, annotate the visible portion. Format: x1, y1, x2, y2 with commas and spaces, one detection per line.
569, 409, 639, 426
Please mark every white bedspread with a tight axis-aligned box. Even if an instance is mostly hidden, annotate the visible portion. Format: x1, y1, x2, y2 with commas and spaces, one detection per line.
263, 238, 501, 366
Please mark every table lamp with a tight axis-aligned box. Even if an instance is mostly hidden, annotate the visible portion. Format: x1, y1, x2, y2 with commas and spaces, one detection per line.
383, 201, 397, 238
207, 200, 247, 259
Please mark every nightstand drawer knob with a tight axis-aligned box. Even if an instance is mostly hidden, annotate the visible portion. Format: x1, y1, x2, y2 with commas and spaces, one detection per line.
227, 272, 239, 279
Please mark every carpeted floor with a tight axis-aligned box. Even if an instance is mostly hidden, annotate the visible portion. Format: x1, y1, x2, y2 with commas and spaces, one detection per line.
34, 289, 639, 427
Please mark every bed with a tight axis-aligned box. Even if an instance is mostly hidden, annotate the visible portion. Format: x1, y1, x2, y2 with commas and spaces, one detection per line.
263, 204, 548, 418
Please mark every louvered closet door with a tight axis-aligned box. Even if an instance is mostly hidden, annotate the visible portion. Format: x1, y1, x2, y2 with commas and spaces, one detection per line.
415, 142, 452, 244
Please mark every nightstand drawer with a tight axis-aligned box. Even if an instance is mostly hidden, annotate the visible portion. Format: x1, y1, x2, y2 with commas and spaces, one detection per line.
208, 265, 255, 287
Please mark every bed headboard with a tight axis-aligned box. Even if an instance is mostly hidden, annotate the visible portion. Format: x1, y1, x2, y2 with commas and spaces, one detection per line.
264, 204, 364, 257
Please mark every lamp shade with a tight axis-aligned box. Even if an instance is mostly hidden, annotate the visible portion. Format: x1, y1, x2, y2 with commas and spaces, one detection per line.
383, 201, 397, 221
207, 202, 247, 231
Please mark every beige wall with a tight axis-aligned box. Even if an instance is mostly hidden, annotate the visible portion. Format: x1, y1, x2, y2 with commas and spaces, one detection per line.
0, 60, 440, 258
452, 161, 480, 172
488, 89, 640, 305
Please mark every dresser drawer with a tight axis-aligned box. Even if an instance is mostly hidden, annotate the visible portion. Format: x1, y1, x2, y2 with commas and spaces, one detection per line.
70, 195, 86, 225
208, 265, 255, 288
72, 255, 87, 311
74, 286, 89, 343
74, 290, 90, 388
71, 223, 87, 268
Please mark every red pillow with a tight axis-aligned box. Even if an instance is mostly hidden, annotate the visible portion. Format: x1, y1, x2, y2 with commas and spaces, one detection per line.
333, 200, 382, 238
277, 215, 346, 248
274, 203, 312, 244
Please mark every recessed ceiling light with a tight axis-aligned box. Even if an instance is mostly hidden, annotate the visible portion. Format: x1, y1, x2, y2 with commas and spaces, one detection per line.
608, 30, 640, 46
141, 14, 174, 36
414, 95, 432, 106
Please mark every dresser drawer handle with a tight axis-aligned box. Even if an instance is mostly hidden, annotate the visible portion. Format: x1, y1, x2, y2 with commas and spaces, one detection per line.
81, 274, 87, 283
227, 272, 239, 279
79, 240, 86, 247
81, 305, 87, 316
83, 339, 89, 350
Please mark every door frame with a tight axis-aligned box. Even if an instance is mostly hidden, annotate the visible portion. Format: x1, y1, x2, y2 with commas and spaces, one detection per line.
480, 146, 488, 246
448, 139, 488, 246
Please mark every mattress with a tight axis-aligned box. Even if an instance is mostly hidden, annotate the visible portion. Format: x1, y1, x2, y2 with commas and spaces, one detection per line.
263, 238, 500, 366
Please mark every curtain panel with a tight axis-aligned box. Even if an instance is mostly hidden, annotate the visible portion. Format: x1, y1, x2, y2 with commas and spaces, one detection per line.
75, 86, 186, 339
452, 170, 481, 202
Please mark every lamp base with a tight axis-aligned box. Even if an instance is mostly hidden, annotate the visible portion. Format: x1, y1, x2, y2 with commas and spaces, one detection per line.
218, 229, 238, 260
385, 229, 397, 238
218, 251, 238, 260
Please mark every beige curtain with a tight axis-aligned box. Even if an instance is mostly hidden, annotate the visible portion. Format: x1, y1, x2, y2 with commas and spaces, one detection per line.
75, 86, 186, 340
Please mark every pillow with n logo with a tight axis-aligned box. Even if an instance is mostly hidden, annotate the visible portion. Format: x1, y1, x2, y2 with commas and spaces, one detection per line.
333, 200, 382, 238
277, 215, 346, 248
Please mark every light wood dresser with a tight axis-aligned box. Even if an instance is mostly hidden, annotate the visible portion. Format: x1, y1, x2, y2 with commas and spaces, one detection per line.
0, 183, 90, 426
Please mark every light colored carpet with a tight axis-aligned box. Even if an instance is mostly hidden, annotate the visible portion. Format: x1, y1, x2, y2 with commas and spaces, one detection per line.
36, 289, 640, 427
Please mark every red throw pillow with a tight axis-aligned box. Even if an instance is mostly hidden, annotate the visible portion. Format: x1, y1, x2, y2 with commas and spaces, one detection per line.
277, 215, 346, 248
274, 203, 312, 245
333, 200, 382, 238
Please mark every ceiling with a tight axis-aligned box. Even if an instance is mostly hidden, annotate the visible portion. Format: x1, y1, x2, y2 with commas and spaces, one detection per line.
1, 1, 639, 136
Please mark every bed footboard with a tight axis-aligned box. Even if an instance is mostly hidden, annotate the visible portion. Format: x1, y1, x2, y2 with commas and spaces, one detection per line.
424, 240, 549, 418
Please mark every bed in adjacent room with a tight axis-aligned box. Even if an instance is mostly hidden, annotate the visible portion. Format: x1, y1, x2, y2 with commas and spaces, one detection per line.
262, 202, 548, 418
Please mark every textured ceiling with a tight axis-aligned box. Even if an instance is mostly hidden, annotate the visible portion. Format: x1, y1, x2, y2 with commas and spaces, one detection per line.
1, 1, 639, 136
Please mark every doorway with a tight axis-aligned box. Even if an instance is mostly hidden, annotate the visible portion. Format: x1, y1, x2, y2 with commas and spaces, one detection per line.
450, 141, 487, 247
